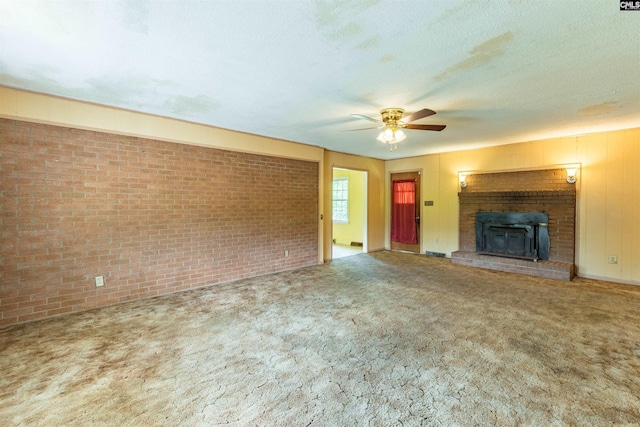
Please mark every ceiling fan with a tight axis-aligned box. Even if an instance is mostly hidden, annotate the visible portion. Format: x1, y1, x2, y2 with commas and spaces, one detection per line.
347, 108, 446, 150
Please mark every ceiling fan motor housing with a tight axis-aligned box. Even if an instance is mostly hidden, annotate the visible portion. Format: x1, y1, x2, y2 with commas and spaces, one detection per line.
380, 108, 405, 126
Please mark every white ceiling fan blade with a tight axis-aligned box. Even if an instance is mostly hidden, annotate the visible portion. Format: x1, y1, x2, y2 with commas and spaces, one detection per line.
343, 123, 386, 132
351, 114, 382, 124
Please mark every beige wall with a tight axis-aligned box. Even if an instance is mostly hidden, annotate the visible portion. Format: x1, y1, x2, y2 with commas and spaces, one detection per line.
386, 128, 640, 285
3, 87, 637, 284
0, 88, 323, 161
332, 169, 366, 247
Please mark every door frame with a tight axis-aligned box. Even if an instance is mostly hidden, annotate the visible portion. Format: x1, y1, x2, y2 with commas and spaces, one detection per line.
389, 170, 421, 254
330, 167, 368, 259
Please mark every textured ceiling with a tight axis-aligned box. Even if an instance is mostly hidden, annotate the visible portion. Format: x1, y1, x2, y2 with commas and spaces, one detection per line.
1, 0, 639, 160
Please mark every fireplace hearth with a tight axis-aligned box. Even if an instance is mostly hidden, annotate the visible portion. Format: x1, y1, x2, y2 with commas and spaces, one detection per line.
476, 212, 549, 261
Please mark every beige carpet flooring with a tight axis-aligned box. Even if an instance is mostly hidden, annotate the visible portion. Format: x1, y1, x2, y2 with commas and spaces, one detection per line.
1, 251, 640, 426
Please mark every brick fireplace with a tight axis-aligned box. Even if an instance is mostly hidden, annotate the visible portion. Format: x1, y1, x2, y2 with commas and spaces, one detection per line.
451, 168, 576, 280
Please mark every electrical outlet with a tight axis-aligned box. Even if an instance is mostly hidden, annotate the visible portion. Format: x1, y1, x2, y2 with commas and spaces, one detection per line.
95, 276, 104, 287
285, 250, 289, 257
608, 255, 617, 264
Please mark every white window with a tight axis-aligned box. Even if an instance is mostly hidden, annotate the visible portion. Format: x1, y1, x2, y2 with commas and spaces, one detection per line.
332, 177, 349, 223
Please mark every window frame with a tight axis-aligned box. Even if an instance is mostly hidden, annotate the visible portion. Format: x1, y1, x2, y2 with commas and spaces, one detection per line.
332, 176, 349, 224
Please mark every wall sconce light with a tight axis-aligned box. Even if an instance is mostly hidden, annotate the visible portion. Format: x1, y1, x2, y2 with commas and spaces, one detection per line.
565, 167, 577, 184
459, 173, 468, 188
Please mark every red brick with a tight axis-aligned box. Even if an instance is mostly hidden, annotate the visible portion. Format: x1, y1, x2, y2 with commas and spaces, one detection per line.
0, 118, 318, 327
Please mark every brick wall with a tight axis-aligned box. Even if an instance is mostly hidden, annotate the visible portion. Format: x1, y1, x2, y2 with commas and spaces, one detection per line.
463, 169, 572, 192
0, 119, 318, 326
458, 169, 576, 263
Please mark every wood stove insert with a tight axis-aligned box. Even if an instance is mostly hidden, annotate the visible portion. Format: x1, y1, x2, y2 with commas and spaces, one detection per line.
476, 212, 550, 261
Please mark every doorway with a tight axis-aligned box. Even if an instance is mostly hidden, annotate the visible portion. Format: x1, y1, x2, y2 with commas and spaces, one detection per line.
332, 168, 367, 259
390, 171, 421, 254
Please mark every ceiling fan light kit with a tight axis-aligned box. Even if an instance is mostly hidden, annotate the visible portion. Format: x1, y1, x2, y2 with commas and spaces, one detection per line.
350, 107, 446, 151
377, 108, 406, 151
376, 126, 406, 151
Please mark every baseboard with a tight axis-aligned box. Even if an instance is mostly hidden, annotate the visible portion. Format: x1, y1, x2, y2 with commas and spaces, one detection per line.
576, 273, 640, 287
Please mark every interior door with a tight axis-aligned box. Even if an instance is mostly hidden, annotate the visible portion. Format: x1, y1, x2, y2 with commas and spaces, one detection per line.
390, 171, 421, 253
